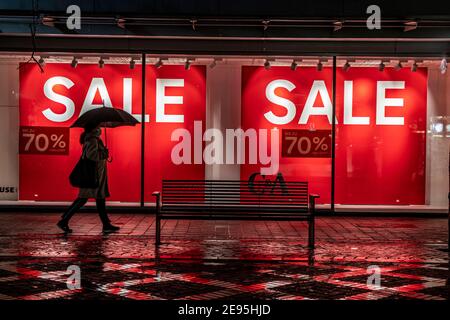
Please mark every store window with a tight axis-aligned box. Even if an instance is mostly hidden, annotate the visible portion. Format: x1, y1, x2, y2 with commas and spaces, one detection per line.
0, 53, 448, 211
0, 56, 19, 201
335, 58, 448, 210
17, 55, 143, 203
143, 57, 207, 202
240, 61, 333, 207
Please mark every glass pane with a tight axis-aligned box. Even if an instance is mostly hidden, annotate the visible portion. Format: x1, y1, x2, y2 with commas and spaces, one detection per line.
335, 58, 448, 209
0, 56, 19, 201
17, 54, 142, 203
143, 57, 206, 202
240, 60, 332, 207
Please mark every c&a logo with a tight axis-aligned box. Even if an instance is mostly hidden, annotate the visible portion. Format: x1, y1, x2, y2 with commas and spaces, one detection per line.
248, 172, 288, 196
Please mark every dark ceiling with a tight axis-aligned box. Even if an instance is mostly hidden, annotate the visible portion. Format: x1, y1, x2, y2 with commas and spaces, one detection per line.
0, 0, 449, 56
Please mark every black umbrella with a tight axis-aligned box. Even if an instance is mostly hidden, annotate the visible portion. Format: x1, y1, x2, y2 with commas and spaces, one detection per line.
71, 106, 140, 163
70, 107, 139, 129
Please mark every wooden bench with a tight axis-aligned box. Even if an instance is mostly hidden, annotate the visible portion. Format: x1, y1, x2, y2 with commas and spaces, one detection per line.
152, 180, 319, 248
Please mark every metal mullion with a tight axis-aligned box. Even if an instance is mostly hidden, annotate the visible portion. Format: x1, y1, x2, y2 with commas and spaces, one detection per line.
140, 53, 146, 207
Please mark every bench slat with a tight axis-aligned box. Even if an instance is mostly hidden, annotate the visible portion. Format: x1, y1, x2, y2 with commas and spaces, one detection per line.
161, 180, 310, 210
153, 179, 317, 249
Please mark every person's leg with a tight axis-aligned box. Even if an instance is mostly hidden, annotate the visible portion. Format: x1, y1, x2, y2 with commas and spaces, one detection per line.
96, 198, 120, 232
61, 198, 88, 222
95, 198, 110, 225
58, 198, 88, 232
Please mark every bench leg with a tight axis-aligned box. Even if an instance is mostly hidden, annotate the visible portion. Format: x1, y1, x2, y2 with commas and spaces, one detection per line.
153, 192, 162, 246
155, 216, 161, 246
308, 215, 315, 249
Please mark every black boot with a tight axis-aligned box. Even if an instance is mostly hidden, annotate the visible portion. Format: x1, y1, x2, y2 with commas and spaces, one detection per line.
58, 198, 87, 233
96, 198, 120, 233
56, 220, 73, 233
102, 224, 120, 233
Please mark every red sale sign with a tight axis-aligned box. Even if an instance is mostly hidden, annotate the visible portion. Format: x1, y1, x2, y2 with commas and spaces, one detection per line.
19, 63, 205, 202
143, 66, 206, 202
281, 129, 331, 158
241, 66, 427, 205
19, 126, 70, 155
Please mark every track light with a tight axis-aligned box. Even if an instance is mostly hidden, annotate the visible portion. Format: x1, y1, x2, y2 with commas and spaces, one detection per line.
70, 57, 78, 68
184, 59, 191, 70
41, 15, 55, 27
190, 19, 197, 31
209, 59, 217, 69
343, 61, 351, 72
116, 18, 126, 29
264, 59, 271, 70
290, 60, 298, 71
394, 61, 402, 71
129, 58, 135, 69
38, 57, 45, 67
317, 61, 323, 71
378, 61, 385, 72
411, 61, 418, 72
404, 21, 418, 32
155, 58, 163, 69
440, 58, 447, 74
98, 57, 105, 68
333, 21, 343, 32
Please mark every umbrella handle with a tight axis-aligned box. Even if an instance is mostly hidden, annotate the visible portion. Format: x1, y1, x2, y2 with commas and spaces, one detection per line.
104, 127, 108, 146
103, 127, 113, 162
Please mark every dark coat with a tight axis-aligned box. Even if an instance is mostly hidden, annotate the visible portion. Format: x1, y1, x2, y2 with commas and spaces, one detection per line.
78, 133, 110, 199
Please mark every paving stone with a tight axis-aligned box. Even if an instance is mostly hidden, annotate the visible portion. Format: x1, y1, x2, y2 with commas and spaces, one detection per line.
214, 291, 288, 300
391, 267, 449, 279
0, 269, 17, 277
127, 280, 223, 299
0, 278, 68, 297
339, 274, 425, 288
273, 279, 370, 299
64, 289, 132, 300
418, 285, 449, 300
0, 213, 447, 300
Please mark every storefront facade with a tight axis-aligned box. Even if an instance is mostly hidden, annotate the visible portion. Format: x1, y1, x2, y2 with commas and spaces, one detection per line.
0, 0, 449, 213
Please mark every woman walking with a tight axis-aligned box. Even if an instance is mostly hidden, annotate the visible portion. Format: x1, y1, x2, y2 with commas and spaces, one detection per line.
57, 126, 120, 233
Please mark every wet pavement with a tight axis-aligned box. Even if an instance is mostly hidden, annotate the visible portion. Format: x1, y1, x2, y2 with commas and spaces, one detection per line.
0, 213, 447, 300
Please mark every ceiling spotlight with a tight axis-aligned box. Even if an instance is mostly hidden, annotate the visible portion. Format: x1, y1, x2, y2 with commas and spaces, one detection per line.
41, 15, 55, 27
440, 58, 447, 74
155, 58, 163, 69
98, 57, 105, 68
378, 61, 385, 72
184, 59, 191, 70
209, 58, 217, 69
317, 61, 323, 71
190, 19, 197, 31
333, 21, 343, 32
404, 21, 418, 32
394, 61, 402, 71
70, 57, 78, 68
343, 61, 351, 72
116, 18, 126, 29
129, 58, 136, 69
38, 56, 45, 67
411, 61, 418, 72
290, 60, 298, 71
264, 59, 271, 70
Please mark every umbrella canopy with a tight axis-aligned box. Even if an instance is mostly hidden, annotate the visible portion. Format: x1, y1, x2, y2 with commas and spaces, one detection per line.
70, 107, 139, 129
